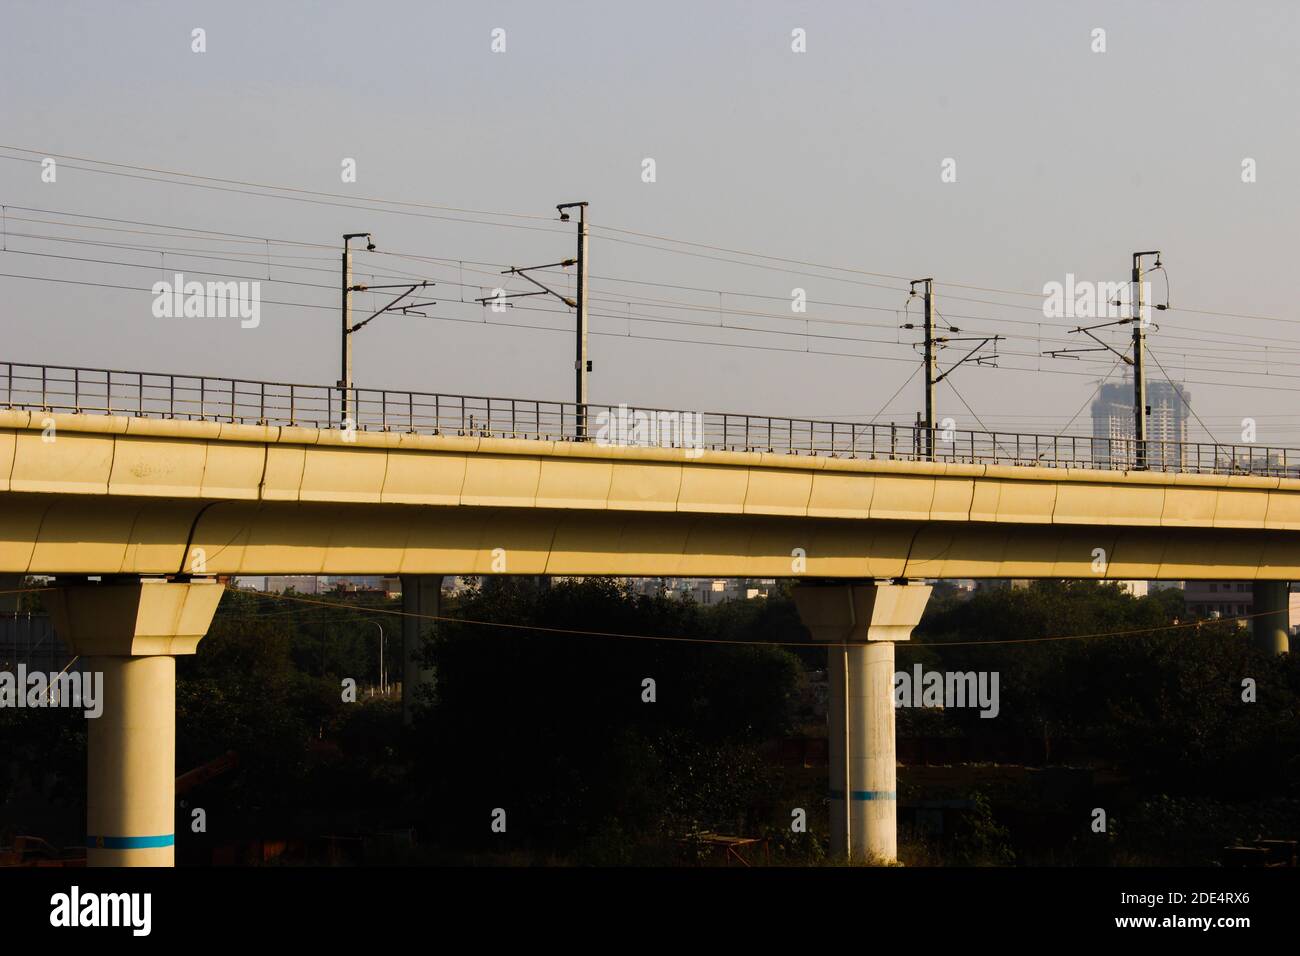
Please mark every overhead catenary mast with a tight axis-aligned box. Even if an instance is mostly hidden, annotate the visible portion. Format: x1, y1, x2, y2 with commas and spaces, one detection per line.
477, 201, 590, 437
904, 278, 1002, 460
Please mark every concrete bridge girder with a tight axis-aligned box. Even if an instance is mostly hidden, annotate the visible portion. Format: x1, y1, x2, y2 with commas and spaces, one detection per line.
3, 411, 1300, 579
4, 494, 1300, 580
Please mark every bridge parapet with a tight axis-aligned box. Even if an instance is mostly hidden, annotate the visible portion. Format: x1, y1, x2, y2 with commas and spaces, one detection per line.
4, 361, 1296, 478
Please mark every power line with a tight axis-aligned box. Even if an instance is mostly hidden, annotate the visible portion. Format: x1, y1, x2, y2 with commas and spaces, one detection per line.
0, 145, 556, 221
1147, 345, 1222, 445
7, 197, 1300, 427
0, 149, 570, 237
0, 269, 934, 372
237, 586, 1267, 650
7, 203, 1294, 365
591, 222, 912, 283
7, 147, 1300, 346
11, 262, 1300, 403
1048, 353, 1128, 441
867, 365, 921, 425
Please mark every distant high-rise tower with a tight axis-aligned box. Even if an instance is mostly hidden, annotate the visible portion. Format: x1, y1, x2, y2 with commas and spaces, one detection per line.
1091, 378, 1190, 470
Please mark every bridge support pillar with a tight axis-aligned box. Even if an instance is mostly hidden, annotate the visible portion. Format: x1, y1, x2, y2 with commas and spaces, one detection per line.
46, 578, 224, 867
400, 575, 443, 724
793, 581, 932, 864
1251, 581, 1291, 655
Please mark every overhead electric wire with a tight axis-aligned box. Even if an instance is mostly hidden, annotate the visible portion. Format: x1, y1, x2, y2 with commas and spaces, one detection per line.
1146, 345, 1224, 445
0, 150, 571, 237
9, 262, 1300, 403
22, 226, 1276, 363
1048, 353, 1128, 441
0, 268, 934, 370
867, 365, 922, 425
7, 148, 1300, 346
4, 190, 1300, 429
8, 268, 1298, 410
0, 145, 557, 221
237, 586, 1275, 650
7, 203, 1292, 363
590, 222, 912, 282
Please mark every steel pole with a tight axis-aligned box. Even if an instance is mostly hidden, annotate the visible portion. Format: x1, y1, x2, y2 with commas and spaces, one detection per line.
923, 279, 935, 460
575, 204, 589, 439
341, 245, 353, 425
1132, 254, 1146, 470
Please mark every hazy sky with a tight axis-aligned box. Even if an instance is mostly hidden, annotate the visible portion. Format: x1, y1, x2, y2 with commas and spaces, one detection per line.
3, 1, 1299, 443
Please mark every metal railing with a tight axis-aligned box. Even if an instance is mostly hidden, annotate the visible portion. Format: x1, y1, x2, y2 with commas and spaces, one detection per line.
2, 360, 1296, 477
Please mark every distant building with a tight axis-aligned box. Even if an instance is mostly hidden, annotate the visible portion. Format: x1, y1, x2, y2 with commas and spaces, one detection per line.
1186, 580, 1300, 639
325, 576, 398, 597
236, 575, 402, 596
1091, 379, 1190, 471
261, 575, 322, 594
988, 578, 1149, 597
1148, 580, 1185, 592
622, 577, 772, 603
1183, 581, 1258, 626
425, 576, 775, 603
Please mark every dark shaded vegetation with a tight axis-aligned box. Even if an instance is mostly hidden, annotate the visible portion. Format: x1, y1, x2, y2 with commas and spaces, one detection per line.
407, 577, 802, 863
905, 580, 1300, 863
915, 581, 1300, 795
3, 577, 1298, 865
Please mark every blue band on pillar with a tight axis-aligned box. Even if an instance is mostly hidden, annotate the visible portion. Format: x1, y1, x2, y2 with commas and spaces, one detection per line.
86, 834, 175, 849
828, 790, 897, 801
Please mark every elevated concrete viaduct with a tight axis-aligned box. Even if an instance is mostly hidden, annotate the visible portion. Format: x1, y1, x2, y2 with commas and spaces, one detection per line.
2, 408, 1295, 864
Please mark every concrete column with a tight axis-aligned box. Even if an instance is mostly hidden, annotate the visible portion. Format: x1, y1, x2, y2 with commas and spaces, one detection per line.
46, 578, 224, 867
826, 643, 848, 858
400, 574, 443, 724
85, 656, 176, 865
1251, 580, 1290, 655
794, 581, 932, 863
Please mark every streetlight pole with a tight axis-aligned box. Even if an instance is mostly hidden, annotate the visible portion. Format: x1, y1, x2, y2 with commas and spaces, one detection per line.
370, 620, 386, 695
